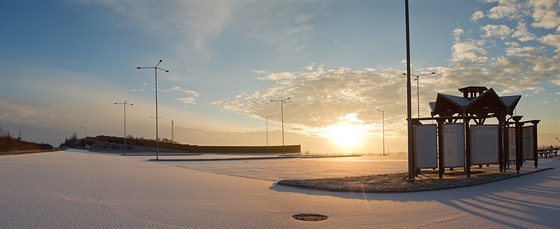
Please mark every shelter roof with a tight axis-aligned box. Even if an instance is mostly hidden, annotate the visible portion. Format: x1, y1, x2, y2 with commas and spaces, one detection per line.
467, 88, 505, 116
431, 93, 470, 116
500, 95, 522, 115
430, 87, 521, 117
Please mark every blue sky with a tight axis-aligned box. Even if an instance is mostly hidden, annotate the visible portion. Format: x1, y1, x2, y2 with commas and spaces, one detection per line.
1, 0, 558, 154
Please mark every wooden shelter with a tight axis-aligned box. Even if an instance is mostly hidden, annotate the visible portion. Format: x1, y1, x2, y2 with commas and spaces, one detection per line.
412, 86, 538, 179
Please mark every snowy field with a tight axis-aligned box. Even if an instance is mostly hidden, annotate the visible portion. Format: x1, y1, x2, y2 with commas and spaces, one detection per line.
157, 154, 409, 181
1, 149, 559, 228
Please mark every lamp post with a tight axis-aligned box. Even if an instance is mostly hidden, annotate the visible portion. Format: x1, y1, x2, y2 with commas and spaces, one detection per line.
114, 100, 133, 155
270, 97, 290, 156
415, 72, 435, 118
378, 109, 385, 156
403, 72, 436, 118
137, 60, 169, 160
262, 115, 273, 153
405, 0, 414, 181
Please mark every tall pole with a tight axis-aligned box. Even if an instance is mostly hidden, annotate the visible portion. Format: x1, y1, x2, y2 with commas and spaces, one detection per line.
137, 60, 169, 160
413, 72, 435, 118
405, 0, 415, 181
262, 115, 273, 153
416, 75, 420, 118
271, 98, 290, 156
378, 109, 385, 156
171, 120, 174, 142
114, 101, 133, 155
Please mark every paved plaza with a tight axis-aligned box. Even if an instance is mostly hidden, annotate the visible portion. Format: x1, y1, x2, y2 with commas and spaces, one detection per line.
1, 150, 559, 228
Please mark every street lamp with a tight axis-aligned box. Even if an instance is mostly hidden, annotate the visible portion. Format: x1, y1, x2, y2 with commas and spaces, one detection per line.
262, 115, 273, 153
403, 72, 436, 118
270, 97, 290, 156
114, 100, 133, 155
137, 60, 169, 160
405, 0, 414, 181
378, 109, 385, 156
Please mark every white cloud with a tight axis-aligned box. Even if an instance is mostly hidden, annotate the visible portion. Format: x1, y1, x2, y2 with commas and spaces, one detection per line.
480, 24, 512, 39
213, 66, 408, 137
540, 34, 560, 52
482, 0, 559, 31
214, 53, 557, 138
505, 44, 541, 57
471, 10, 484, 21
162, 86, 200, 105
512, 22, 537, 42
487, 0, 529, 20
0, 101, 58, 124
169, 86, 200, 97
453, 28, 464, 37
176, 97, 197, 104
529, 0, 560, 30
451, 40, 488, 63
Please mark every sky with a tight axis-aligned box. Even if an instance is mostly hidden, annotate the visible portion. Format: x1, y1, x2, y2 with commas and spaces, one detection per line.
1, 0, 559, 154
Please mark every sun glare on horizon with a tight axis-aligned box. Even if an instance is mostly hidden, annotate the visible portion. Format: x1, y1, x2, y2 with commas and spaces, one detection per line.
320, 113, 373, 149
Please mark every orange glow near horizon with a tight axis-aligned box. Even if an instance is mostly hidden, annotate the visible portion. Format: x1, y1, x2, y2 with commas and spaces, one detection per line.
320, 113, 372, 150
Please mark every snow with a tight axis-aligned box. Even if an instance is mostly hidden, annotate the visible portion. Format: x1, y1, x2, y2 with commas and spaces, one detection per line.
1, 149, 559, 228
157, 155, 409, 181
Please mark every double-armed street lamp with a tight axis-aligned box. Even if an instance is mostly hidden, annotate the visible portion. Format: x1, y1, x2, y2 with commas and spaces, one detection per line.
378, 109, 385, 156
262, 115, 273, 153
137, 60, 169, 160
270, 97, 290, 156
114, 100, 133, 155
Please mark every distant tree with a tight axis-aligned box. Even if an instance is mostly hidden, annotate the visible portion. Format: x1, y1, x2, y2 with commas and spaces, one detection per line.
70, 132, 77, 140
2, 130, 12, 138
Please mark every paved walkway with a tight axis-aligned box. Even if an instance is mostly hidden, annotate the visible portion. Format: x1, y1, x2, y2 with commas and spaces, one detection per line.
1, 150, 558, 228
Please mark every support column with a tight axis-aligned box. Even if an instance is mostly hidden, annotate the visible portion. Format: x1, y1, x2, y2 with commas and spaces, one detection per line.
497, 115, 505, 172
437, 119, 445, 179
531, 120, 540, 168
513, 116, 523, 174
465, 118, 471, 178
504, 124, 510, 170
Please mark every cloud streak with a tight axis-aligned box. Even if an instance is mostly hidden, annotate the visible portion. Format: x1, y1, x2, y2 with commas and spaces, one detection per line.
163, 86, 200, 105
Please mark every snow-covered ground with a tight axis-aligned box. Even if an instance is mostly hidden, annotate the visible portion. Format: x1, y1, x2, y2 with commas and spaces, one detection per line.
156, 154, 409, 181
1, 149, 558, 228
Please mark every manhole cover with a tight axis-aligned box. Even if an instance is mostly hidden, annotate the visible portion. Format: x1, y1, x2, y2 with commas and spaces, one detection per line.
292, 214, 328, 221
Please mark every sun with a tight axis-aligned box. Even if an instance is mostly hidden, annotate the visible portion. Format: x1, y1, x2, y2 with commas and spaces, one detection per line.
320, 113, 372, 149
324, 124, 368, 148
